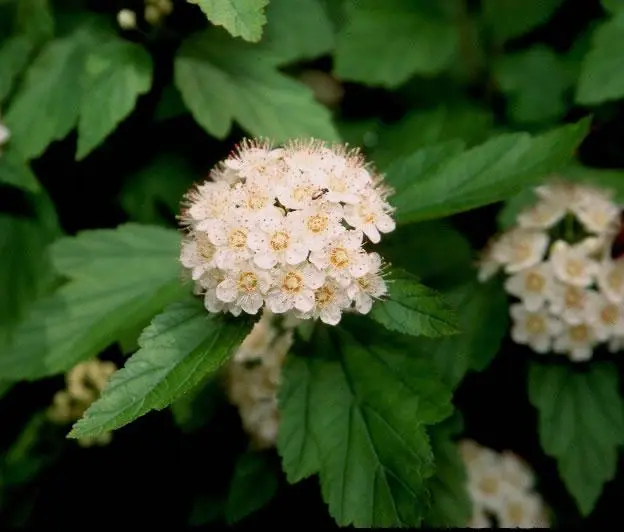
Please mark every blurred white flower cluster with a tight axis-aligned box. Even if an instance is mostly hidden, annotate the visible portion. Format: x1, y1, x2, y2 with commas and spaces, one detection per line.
225, 311, 296, 449
117, 0, 173, 30
478, 179, 624, 361
180, 139, 394, 326
0, 113, 10, 156
48, 359, 117, 447
460, 439, 550, 529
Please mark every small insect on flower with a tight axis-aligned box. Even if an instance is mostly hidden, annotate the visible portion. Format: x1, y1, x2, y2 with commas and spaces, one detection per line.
179, 138, 396, 326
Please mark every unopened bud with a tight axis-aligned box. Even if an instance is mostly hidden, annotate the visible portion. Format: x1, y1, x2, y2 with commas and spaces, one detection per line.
117, 9, 137, 30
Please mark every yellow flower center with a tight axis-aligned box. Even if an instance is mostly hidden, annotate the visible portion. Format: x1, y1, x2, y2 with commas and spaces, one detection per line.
565, 259, 584, 278
564, 287, 583, 309
329, 247, 350, 269
237, 272, 258, 292
195, 234, 215, 261
570, 324, 589, 342
600, 304, 619, 325
293, 185, 313, 202
315, 285, 334, 306
608, 267, 624, 291
228, 228, 247, 249
525, 272, 544, 292
478, 476, 499, 495
307, 214, 328, 234
282, 272, 303, 293
270, 231, 289, 251
508, 502, 525, 524
526, 315, 545, 334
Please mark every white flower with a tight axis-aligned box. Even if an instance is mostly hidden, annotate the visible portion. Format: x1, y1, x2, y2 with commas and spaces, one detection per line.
298, 279, 352, 325
215, 262, 272, 315
309, 230, 370, 286
288, 201, 345, 251
467, 461, 505, 514
517, 198, 566, 230
248, 213, 309, 269
202, 212, 253, 270
346, 252, 387, 314
570, 184, 620, 234
224, 142, 284, 181
500, 451, 535, 492
553, 321, 598, 361
534, 179, 579, 206
343, 189, 395, 243
467, 506, 492, 529
549, 239, 599, 287
608, 335, 624, 353
510, 304, 562, 353
0, 120, 10, 154
548, 283, 599, 325
201, 269, 230, 314
180, 232, 216, 280
116, 8, 137, 29
596, 259, 624, 303
492, 229, 549, 273
266, 263, 325, 314
320, 164, 372, 204
498, 490, 548, 529
185, 181, 235, 225
504, 262, 555, 311
590, 294, 624, 341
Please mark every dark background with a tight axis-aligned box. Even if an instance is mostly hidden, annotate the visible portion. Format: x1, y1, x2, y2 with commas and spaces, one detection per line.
1, 0, 623, 527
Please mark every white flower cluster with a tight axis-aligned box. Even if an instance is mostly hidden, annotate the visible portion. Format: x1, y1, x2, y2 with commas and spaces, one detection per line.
0, 113, 10, 156
180, 139, 394, 326
478, 179, 624, 361
225, 311, 295, 449
460, 439, 550, 529
48, 359, 117, 448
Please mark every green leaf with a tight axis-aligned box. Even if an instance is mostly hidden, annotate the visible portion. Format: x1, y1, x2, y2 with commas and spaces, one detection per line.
76, 39, 153, 159
495, 45, 572, 125
576, 12, 624, 105
68, 298, 251, 439
482, 0, 565, 42
0, 35, 36, 103
528, 362, 624, 516
388, 119, 589, 225
0, 193, 59, 344
0, 379, 12, 399
194, 0, 269, 42
371, 105, 493, 170
0, 223, 186, 380
0, 148, 40, 192
422, 278, 508, 389
225, 451, 279, 524
370, 269, 458, 338
258, 0, 334, 65
118, 153, 196, 226
424, 414, 471, 527
14, 0, 54, 43
334, 0, 458, 88
190, 495, 224, 525
602, 0, 624, 14
174, 29, 339, 143
4, 30, 87, 159
277, 327, 452, 527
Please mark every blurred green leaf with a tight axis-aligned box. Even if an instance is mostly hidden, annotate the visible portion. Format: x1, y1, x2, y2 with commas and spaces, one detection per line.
258, 0, 334, 65
174, 29, 339, 143
0, 223, 186, 380
225, 451, 278, 524
424, 414, 471, 527
15, 0, 54, 43
370, 269, 458, 338
76, 39, 153, 159
277, 327, 452, 527
421, 277, 509, 389
195, 0, 269, 42
170, 375, 222, 433
372, 105, 493, 169
0, 148, 40, 192
482, 0, 564, 42
576, 11, 624, 105
388, 119, 589, 225
0, 35, 36, 103
334, 0, 458, 88
4, 29, 88, 159
529, 362, 624, 516
68, 298, 251, 439
495, 45, 572, 125
602, 0, 624, 14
